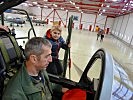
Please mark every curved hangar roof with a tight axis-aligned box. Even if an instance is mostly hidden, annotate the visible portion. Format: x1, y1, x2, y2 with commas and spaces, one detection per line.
24, 0, 133, 18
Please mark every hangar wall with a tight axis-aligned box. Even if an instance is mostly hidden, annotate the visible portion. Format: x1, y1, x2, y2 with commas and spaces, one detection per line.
15, 5, 114, 32
111, 13, 133, 47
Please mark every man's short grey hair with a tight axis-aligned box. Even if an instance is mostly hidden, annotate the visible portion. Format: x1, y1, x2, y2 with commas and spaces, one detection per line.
24, 37, 51, 60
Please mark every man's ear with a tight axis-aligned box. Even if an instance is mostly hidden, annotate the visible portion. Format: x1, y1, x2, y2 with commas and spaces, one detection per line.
29, 55, 37, 63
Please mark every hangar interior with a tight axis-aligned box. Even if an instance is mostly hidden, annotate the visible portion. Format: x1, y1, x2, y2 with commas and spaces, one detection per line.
0, 0, 133, 100
1, 0, 133, 87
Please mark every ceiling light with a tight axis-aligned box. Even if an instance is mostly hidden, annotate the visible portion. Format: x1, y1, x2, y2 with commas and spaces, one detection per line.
112, 0, 119, 1
126, 3, 129, 5
112, 0, 123, 2
69, 1, 75, 5
53, 4, 57, 7
33, 2, 37, 5
122, 8, 126, 10
61, 8, 64, 10
44, 6, 48, 8
106, 5, 110, 7
130, 1, 133, 3
124, 0, 128, 2
76, 6, 79, 9
103, 9, 106, 12
69, 1, 72, 4
73, 3, 75, 5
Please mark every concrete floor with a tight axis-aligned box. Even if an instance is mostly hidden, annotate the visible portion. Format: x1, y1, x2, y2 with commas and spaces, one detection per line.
7, 23, 133, 84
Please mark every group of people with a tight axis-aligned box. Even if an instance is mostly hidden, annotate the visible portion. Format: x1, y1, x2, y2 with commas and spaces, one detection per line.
2, 24, 107, 99
97, 28, 105, 42
2, 25, 70, 100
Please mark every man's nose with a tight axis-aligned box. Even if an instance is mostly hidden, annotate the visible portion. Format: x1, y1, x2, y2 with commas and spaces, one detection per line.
48, 56, 52, 62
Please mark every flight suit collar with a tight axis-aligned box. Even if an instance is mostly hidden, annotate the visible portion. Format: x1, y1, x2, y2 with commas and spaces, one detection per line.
20, 63, 41, 95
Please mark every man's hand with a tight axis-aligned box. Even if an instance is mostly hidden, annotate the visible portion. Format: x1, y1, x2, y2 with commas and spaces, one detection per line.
62, 87, 69, 93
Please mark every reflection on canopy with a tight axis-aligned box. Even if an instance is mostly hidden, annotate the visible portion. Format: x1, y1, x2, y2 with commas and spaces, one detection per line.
112, 60, 133, 100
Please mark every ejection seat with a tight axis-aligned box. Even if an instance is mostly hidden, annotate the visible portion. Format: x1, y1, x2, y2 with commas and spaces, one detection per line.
0, 25, 24, 99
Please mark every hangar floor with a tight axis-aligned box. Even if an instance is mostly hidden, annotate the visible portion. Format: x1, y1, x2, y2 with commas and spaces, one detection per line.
7, 23, 133, 83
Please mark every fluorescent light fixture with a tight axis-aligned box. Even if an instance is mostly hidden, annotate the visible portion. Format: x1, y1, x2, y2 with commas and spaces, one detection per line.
112, 0, 118, 1
73, 2, 75, 5
53, 4, 57, 7
124, 0, 128, 2
103, 9, 106, 12
130, 1, 133, 3
44, 6, 48, 8
107, 5, 110, 7
70, 1, 72, 4
122, 8, 126, 10
76, 6, 79, 9
61, 8, 64, 10
69, 1, 74, 5
33, 2, 37, 5
126, 3, 129, 5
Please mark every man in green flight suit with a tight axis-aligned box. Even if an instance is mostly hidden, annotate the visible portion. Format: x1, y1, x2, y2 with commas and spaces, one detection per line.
2, 37, 53, 100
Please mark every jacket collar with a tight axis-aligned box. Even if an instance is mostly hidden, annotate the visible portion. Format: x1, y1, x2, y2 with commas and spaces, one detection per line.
20, 63, 41, 95
20, 63, 53, 95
